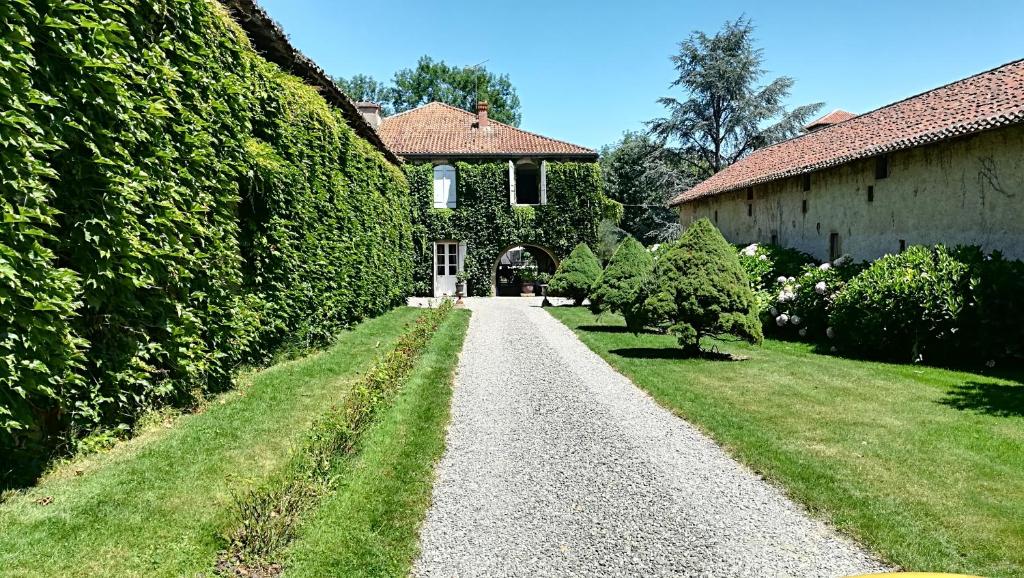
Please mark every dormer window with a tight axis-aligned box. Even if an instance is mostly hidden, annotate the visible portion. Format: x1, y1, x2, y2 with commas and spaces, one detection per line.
433, 164, 456, 208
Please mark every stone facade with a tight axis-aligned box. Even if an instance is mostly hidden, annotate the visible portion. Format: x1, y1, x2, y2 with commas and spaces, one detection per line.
678, 123, 1024, 260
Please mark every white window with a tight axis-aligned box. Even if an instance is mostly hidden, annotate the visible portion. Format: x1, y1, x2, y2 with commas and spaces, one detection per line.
433, 164, 456, 208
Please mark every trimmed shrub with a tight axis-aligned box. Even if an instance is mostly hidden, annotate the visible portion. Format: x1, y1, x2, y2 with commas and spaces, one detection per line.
645, 219, 762, 353
549, 243, 602, 305
831, 245, 1024, 365
590, 237, 655, 332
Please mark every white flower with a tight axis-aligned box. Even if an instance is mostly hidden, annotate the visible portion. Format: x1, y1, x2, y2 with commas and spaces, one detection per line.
798, 328, 807, 337
826, 327, 835, 339
832, 255, 851, 267
776, 276, 788, 285
986, 359, 996, 368
650, 244, 660, 253
770, 307, 778, 316
790, 315, 802, 326
787, 276, 796, 283
758, 254, 768, 261
815, 281, 827, 295
776, 314, 789, 327
777, 290, 795, 303
819, 262, 831, 271
741, 244, 759, 257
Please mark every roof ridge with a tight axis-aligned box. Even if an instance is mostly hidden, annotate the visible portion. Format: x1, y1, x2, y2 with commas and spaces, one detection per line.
379, 100, 596, 155
670, 57, 1024, 205
760, 57, 1024, 154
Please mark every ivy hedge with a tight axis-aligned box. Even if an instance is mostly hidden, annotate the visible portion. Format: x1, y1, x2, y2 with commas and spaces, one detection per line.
1, 0, 412, 479
406, 161, 610, 296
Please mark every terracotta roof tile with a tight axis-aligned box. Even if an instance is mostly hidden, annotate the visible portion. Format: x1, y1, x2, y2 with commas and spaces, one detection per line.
671, 59, 1024, 205
378, 102, 597, 158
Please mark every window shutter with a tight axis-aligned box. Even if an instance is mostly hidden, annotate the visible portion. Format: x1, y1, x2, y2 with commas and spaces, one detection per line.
508, 160, 516, 204
457, 241, 467, 271
445, 166, 457, 208
540, 160, 548, 205
433, 167, 445, 208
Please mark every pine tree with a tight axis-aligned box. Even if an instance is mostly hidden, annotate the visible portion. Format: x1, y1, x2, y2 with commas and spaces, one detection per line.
591, 236, 655, 332
548, 243, 602, 305
645, 219, 762, 353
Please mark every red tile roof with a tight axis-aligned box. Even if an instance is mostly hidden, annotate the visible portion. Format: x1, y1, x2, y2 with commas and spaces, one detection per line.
378, 102, 597, 158
671, 59, 1024, 206
804, 109, 856, 131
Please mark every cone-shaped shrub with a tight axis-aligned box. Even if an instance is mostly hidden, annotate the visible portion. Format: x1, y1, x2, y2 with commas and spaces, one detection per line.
591, 236, 655, 332
548, 243, 602, 305
645, 219, 762, 353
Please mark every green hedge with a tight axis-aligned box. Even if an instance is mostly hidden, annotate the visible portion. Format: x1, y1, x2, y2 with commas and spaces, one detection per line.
406, 160, 607, 296
1, 0, 412, 478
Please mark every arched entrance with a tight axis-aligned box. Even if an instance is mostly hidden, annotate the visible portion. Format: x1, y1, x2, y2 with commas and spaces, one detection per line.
491, 244, 559, 296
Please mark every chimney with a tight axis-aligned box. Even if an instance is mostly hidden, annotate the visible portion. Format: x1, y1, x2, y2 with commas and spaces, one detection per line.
476, 101, 489, 128
355, 101, 381, 130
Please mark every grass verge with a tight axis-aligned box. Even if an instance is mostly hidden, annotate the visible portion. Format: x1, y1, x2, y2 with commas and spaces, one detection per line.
0, 307, 423, 578
548, 306, 1024, 578
283, 308, 470, 577
218, 301, 456, 575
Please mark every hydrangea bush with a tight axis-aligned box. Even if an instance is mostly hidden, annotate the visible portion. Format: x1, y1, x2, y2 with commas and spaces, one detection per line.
766, 255, 864, 342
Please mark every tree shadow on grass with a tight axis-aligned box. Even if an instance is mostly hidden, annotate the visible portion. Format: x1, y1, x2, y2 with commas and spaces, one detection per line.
609, 347, 748, 361
577, 325, 662, 335
938, 380, 1024, 417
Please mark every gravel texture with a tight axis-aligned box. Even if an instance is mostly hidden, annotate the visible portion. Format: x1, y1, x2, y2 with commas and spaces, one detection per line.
412, 297, 889, 577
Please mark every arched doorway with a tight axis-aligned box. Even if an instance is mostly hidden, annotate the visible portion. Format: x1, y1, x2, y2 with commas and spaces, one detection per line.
491, 244, 559, 296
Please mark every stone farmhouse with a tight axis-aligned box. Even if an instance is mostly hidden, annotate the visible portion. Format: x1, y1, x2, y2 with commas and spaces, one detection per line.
672, 59, 1024, 261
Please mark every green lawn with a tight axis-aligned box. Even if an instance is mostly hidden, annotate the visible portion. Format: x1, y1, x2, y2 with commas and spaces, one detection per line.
0, 307, 425, 578
548, 306, 1024, 578
284, 309, 470, 577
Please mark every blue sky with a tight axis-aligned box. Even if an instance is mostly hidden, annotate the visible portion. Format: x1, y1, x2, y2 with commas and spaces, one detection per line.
259, 0, 1022, 151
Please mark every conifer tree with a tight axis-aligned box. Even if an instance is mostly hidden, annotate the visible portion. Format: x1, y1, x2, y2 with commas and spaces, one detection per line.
645, 219, 762, 353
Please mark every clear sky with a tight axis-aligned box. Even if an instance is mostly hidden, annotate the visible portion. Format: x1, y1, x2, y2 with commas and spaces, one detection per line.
259, 0, 1022, 151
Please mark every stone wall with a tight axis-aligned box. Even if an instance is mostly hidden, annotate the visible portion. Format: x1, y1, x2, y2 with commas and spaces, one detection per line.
679, 124, 1024, 260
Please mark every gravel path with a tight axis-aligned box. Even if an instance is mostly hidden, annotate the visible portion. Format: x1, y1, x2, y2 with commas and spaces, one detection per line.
412, 298, 889, 577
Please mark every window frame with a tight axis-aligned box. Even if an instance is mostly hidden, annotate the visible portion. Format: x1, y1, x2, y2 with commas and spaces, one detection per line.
510, 159, 547, 206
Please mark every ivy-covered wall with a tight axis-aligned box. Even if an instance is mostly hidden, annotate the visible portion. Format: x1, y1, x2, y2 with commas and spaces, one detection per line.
1, 0, 412, 473
406, 161, 607, 296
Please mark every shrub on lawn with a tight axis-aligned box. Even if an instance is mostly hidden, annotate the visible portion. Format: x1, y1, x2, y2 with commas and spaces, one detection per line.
767, 256, 864, 341
737, 243, 816, 291
548, 243, 602, 305
829, 245, 1024, 365
590, 236, 655, 332
645, 219, 762, 354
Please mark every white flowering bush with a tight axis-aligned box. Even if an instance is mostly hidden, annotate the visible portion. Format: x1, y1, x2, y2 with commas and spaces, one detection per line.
766, 254, 862, 341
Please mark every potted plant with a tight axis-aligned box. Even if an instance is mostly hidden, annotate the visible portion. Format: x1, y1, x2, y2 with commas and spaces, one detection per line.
519, 266, 537, 296
535, 271, 552, 295
455, 270, 468, 298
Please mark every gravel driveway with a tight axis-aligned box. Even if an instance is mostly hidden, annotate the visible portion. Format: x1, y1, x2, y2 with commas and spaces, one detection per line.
412, 297, 889, 577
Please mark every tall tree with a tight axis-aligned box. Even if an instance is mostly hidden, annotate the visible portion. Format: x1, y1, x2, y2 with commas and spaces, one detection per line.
390, 56, 521, 126
331, 57, 522, 126
600, 132, 692, 243
332, 73, 394, 115
649, 17, 823, 177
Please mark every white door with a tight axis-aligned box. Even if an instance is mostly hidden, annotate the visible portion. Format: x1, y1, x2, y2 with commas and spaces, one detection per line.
433, 241, 459, 297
